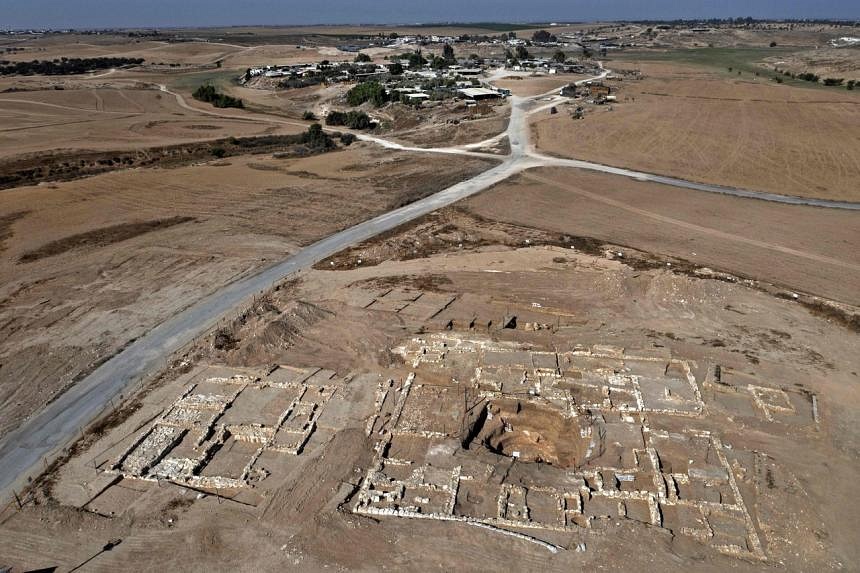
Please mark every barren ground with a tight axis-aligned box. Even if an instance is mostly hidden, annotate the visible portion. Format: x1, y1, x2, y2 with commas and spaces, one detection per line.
1, 207, 856, 572
0, 26, 859, 573
531, 61, 860, 201
0, 146, 493, 441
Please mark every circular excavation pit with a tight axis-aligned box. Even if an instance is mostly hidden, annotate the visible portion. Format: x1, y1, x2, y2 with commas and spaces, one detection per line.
468, 399, 593, 469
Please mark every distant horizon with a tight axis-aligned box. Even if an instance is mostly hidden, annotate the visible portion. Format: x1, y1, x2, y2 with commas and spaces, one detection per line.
3, 1, 857, 31
4, 17, 860, 33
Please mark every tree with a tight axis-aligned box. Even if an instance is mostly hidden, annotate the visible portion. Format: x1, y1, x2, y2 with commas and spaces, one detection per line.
408, 50, 427, 69
515, 45, 530, 60
302, 110, 317, 120
346, 81, 389, 107
354, 52, 371, 63
552, 50, 566, 63
532, 30, 557, 43
442, 43, 455, 64
326, 110, 373, 129
769, 41, 777, 47
388, 62, 404, 75
300, 123, 334, 149
192, 84, 243, 109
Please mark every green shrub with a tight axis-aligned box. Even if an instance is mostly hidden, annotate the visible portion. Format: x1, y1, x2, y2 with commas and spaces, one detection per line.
797, 72, 820, 83
326, 110, 373, 129
346, 81, 389, 107
192, 84, 244, 109
300, 123, 334, 149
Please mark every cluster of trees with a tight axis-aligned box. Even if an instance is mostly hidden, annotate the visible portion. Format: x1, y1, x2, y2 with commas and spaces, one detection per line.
796, 72, 820, 82
300, 123, 335, 150
531, 30, 558, 43
0, 56, 143, 76
505, 45, 531, 63
326, 110, 373, 129
388, 45, 456, 70
773, 68, 856, 89
402, 50, 428, 68
346, 81, 389, 106
192, 84, 244, 109
354, 52, 372, 63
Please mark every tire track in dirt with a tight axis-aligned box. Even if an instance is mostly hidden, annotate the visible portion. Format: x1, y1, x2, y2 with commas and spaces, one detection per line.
522, 170, 860, 272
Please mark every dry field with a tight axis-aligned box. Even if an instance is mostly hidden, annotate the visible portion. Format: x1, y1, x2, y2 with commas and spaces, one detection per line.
1, 26, 859, 573
763, 46, 860, 81
0, 146, 493, 441
1, 205, 857, 571
0, 34, 333, 67
0, 82, 301, 159
466, 167, 860, 306
531, 61, 860, 201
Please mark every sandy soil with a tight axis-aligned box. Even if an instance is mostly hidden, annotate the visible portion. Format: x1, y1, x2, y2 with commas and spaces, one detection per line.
1, 27, 859, 573
763, 46, 860, 82
2, 212, 856, 572
0, 146, 493, 441
0, 83, 302, 159
464, 167, 860, 306
531, 61, 860, 201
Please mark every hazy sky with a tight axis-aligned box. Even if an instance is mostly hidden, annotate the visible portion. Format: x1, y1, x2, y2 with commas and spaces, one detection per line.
2, 0, 856, 30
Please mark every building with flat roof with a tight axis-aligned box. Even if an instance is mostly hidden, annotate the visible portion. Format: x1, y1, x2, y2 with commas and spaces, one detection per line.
457, 87, 502, 100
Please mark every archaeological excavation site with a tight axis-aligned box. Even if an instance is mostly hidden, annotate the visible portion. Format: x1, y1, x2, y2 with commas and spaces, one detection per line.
1, 18, 858, 573
4, 206, 854, 571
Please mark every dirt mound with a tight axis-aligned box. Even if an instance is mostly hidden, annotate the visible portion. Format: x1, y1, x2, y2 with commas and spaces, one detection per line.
224, 300, 332, 366
469, 399, 592, 469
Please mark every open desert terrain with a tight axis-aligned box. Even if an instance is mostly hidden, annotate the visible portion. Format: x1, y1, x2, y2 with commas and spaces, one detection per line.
531, 60, 860, 201
0, 19, 858, 573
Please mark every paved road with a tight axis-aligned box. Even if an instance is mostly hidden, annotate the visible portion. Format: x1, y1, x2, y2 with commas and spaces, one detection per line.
0, 113, 529, 497
2, 68, 859, 498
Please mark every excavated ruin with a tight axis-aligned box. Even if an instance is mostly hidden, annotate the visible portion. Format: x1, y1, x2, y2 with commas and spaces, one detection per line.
468, 399, 594, 469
